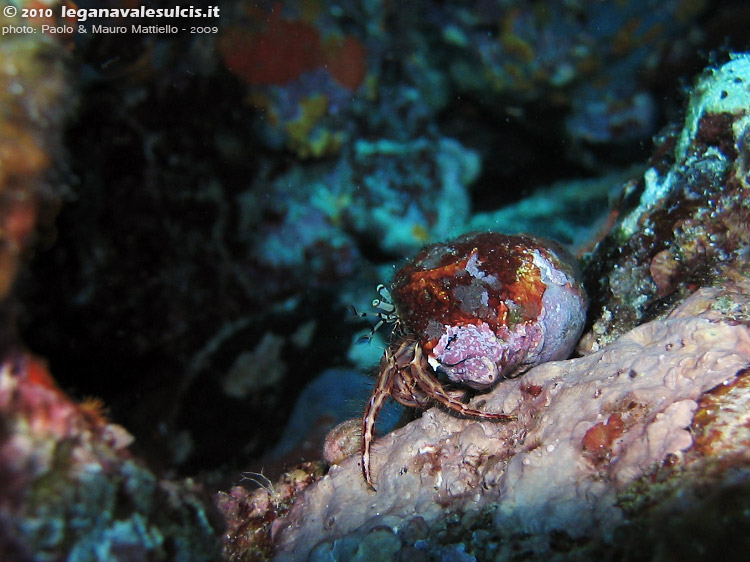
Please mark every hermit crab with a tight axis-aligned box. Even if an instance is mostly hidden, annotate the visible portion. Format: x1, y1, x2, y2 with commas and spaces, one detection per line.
359, 232, 587, 489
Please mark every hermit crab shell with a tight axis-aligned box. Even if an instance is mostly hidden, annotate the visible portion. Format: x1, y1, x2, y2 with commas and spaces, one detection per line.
391, 232, 587, 390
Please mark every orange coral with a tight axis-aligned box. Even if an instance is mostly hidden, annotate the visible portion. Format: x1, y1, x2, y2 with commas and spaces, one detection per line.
220, 14, 322, 86
324, 35, 367, 91
220, 2, 367, 91
582, 413, 625, 463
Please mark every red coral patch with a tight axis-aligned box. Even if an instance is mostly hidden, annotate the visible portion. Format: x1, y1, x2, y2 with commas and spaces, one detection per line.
325, 35, 367, 91
220, 4, 368, 91
582, 413, 624, 463
220, 8, 322, 86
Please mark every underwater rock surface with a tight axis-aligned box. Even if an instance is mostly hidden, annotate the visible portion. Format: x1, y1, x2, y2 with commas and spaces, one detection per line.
0, 353, 222, 561
271, 278, 750, 561
583, 53, 750, 352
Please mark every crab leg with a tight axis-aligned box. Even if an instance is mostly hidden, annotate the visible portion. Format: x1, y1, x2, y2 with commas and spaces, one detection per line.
361, 350, 398, 490
392, 373, 430, 408
411, 346, 515, 422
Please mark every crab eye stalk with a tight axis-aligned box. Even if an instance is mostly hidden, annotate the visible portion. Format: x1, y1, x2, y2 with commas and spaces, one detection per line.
376, 284, 391, 299
372, 298, 396, 313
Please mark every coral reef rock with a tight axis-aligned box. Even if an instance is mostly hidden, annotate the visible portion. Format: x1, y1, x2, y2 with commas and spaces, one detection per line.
583, 53, 750, 352
0, 6, 71, 336
0, 353, 222, 561
271, 278, 750, 561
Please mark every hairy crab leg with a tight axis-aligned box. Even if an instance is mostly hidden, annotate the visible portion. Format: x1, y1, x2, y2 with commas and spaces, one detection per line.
392, 373, 430, 408
411, 345, 515, 422
361, 351, 398, 490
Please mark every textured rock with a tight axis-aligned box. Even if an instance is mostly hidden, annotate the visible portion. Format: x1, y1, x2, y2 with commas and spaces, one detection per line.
271, 279, 750, 561
582, 53, 750, 352
0, 353, 222, 560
